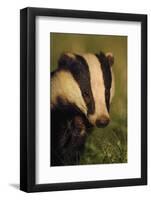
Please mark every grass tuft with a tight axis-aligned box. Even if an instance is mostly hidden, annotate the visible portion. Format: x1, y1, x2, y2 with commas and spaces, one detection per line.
80, 118, 127, 164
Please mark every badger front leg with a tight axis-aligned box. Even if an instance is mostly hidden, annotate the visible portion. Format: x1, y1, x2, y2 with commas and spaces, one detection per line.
58, 115, 87, 166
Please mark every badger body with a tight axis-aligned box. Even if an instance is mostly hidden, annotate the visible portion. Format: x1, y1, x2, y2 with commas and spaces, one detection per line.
51, 52, 114, 166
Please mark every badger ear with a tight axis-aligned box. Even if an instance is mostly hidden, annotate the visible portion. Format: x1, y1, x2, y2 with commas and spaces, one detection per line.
106, 52, 114, 67
58, 53, 75, 69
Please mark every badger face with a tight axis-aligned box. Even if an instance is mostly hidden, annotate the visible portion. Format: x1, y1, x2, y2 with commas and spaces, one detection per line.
51, 52, 114, 128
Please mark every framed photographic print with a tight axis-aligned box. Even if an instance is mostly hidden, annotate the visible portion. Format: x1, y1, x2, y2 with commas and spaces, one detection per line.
20, 7, 147, 192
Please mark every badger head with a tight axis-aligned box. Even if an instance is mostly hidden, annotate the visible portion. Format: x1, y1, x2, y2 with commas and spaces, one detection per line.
51, 52, 114, 128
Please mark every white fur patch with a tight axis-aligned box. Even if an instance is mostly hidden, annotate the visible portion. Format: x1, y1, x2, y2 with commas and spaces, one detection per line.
51, 70, 87, 115
82, 54, 110, 125
66, 53, 76, 59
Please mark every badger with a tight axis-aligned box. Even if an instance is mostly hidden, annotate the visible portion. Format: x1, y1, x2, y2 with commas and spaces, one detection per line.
51, 52, 114, 166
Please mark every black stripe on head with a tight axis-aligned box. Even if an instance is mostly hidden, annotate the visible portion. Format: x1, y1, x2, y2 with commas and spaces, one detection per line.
58, 54, 95, 114
96, 52, 112, 111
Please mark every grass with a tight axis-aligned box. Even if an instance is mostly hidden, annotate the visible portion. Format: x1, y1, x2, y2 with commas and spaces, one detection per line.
80, 118, 127, 164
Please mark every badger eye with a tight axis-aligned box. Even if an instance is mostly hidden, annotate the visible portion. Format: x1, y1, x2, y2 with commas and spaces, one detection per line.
84, 91, 89, 97
83, 92, 90, 103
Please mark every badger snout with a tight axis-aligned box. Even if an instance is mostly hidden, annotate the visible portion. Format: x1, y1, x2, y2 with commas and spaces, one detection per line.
95, 116, 110, 128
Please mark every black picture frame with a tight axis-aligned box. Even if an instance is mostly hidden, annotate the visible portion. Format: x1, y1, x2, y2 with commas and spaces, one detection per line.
20, 7, 147, 192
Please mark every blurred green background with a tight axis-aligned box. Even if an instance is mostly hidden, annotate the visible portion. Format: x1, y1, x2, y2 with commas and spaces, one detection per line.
50, 32, 127, 164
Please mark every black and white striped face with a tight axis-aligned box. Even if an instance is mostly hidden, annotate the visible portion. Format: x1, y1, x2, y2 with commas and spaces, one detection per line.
51, 52, 114, 127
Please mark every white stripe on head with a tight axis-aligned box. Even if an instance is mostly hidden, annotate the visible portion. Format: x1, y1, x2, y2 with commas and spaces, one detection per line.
51, 70, 87, 115
82, 53, 109, 126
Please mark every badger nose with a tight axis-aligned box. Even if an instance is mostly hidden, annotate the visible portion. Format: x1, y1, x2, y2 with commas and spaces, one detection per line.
96, 116, 110, 128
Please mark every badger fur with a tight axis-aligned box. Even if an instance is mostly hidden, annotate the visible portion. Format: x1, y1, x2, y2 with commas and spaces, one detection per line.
51, 52, 114, 166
